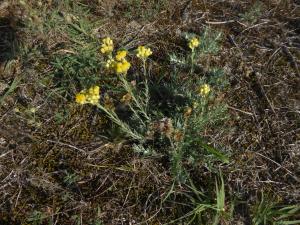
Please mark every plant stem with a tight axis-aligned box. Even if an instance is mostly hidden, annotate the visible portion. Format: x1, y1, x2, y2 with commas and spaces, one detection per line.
143, 59, 150, 108
190, 50, 195, 74
96, 103, 143, 141
119, 75, 150, 121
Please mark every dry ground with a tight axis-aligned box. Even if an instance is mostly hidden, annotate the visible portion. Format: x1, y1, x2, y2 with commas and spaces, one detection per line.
0, 0, 299, 224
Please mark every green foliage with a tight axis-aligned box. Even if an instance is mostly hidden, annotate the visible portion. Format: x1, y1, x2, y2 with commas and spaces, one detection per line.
63, 170, 79, 186
164, 30, 229, 181
27, 210, 47, 225
0, 76, 21, 106
167, 174, 231, 224
199, 29, 222, 55
183, 29, 222, 56
47, 3, 102, 97
240, 2, 264, 24
124, 0, 168, 21
22, 1, 231, 220
92, 220, 104, 225
71, 214, 81, 225
54, 108, 70, 124
2, 1, 298, 225
252, 194, 300, 225
51, 45, 101, 96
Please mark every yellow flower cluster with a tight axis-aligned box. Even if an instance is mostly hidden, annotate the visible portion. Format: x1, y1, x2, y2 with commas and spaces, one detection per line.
115, 60, 131, 74
199, 84, 211, 96
115, 50, 127, 61
105, 49, 131, 74
136, 46, 152, 60
75, 86, 100, 105
100, 37, 114, 54
101, 38, 154, 74
189, 37, 200, 50
115, 50, 131, 74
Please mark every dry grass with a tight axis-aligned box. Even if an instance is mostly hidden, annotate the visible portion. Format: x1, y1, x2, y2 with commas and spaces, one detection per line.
0, 0, 299, 224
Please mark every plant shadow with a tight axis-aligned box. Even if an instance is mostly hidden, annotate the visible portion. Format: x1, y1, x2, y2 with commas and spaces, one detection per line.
0, 17, 18, 64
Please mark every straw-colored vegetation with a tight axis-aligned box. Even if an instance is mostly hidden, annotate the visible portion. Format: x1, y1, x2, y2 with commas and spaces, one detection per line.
0, 0, 299, 224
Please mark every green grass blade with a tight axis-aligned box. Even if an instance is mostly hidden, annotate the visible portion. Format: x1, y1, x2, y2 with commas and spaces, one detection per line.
0, 76, 21, 106
200, 142, 229, 163
277, 220, 300, 225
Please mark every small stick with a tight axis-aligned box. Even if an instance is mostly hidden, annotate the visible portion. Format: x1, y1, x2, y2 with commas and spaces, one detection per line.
228, 105, 253, 116
255, 152, 300, 182
205, 20, 235, 25
47, 140, 86, 154
241, 21, 270, 33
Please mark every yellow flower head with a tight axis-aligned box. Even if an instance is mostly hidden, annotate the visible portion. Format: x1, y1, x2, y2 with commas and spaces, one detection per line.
115, 50, 127, 61
115, 59, 131, 74
75, 86, 100, 105
100, 37, 114, 54
88, 85, 100, 96
136, 46, 152, 60
102, 37, 113, 46
87, 86, 100, 105
189, 37, 200, 50
199, 84, 211, 97
75, 93, 87, 105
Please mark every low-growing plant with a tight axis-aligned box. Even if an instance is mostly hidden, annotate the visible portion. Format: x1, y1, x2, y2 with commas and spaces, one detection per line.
63, 25, 231, 193
240, 1, 264, 24
251, 193, 300, 225
167, 174, 232, 224
123, 0, 168, 21
27, 210, 47, 225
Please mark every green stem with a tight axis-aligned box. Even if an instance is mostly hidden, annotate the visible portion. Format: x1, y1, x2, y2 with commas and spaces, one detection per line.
96, 103, 143, 141
119, 76, 150, 121
191, 50, 195, 74
128, 103, 147, 127
143, 59, 150, 108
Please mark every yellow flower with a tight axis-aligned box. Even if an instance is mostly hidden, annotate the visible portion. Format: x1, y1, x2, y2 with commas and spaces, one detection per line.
199, 84, 211, 96
102, 37, 113, 46
87, 86, 100, 105
115, 50, 127, 61
189, 37, 200, 50
88, 86, 100, 96
136, 46, 152, 60
100, 37, 114, 54
115, 59, 131, 74
75, 86, 100, 105
75, 93, 87, 104
121, 93, 132, 105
